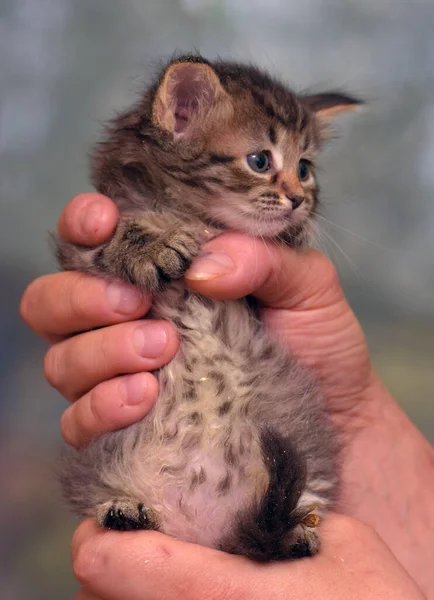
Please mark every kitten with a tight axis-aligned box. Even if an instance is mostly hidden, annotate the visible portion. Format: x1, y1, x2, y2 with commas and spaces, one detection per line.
56, 55, 360, 561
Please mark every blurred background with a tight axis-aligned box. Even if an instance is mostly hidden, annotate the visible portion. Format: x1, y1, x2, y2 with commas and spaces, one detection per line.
1, 0, 433, 597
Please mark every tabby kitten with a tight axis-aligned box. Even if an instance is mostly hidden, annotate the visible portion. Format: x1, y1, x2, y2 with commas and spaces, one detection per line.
57, 55, 360, 560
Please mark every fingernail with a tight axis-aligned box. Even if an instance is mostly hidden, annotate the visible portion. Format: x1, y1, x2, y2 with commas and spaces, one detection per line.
119, 373, 148, 406
133, 323, 168, 358
80, 201, 103, 237
185, 252, 235, 281
106, 282, 143, 314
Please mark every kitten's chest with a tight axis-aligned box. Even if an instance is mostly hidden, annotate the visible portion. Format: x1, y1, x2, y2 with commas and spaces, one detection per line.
148, 282, 268, 467
151, 283, 260, 417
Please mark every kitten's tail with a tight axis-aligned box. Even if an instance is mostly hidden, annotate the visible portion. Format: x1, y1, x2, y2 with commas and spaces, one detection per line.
221, 429, 310, 561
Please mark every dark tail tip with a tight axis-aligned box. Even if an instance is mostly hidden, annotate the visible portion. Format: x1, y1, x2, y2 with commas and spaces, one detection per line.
221, 429, 309, 561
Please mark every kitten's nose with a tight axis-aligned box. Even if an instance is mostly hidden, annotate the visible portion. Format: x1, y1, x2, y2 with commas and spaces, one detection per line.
281, 181, 304, 210
287, 195, 304, 210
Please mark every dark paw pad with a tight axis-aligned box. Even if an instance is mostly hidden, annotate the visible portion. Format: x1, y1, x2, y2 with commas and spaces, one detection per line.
286, 525, 320, 558
289, 539, 314, 558
97, 500, 154, 531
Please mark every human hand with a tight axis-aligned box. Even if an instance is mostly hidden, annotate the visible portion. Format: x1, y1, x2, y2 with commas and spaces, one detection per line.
21, 192, 373, 444
183, 209, 434, 593
72, 514, 424, 600
20, 193, 434, 594
20, 193, 180, 447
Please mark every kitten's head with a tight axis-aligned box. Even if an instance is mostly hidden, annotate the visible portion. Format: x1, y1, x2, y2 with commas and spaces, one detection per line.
94, 55, 361, 246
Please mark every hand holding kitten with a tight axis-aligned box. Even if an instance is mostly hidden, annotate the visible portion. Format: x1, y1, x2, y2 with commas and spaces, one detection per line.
21, 192, 434, 593
72, 513, 425, 600
33, 192, 373, 444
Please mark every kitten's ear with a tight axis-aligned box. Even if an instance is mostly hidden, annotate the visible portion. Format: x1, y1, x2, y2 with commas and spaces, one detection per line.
152, 61, 229, 136
300, 92, 363, 120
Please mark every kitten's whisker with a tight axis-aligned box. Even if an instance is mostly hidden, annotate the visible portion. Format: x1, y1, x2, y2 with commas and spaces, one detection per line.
310, 222, 333, 262
318, 227, 363, 282
315, 213, 386, 251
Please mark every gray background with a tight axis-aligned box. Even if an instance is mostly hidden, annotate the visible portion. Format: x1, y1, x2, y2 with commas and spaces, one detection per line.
1, 0, 433, 598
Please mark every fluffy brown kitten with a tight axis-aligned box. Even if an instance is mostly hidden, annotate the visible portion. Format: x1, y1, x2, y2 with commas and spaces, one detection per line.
57, 55, 360, 561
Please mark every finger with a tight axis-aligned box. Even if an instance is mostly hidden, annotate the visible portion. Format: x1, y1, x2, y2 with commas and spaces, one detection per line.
184, 233, 371, 406
61, 372, 159, 448
72, 521, 258, 600
185, 232, 342, 309
70, 516, 361, 600
20, 272, 150, 343
44, 320, 179, 400
57, 193, 119, 245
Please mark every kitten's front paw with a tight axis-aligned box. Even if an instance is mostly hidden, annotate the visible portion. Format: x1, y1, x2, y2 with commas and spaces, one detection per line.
96, 499, 158, 531
151, 229, 200, 283
130, 229, 201, 290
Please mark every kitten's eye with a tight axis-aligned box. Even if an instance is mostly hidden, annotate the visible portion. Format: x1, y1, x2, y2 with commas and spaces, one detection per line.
246, 151, 271, 173
298, 159, 311, 182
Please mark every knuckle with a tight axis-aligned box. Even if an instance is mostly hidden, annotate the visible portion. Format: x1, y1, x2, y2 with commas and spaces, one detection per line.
68, 273, 93, 322
97, 326, 118, 366
312, 250, 340, 289
333, 514, 376, 542
353, 520, 378, 543
88, 383, 113, 429
318, 253, 341, 289
60, 409, 74, 445
60, 406, 81, 447
43, 346, 63, 389
20, 278, 43, 326
100, 322, 141, 368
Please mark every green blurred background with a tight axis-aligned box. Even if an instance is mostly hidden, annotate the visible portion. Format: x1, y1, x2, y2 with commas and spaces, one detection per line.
1, 0, 433, 598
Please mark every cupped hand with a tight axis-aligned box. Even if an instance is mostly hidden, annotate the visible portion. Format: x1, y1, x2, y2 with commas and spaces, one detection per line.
20, 192, 377, 494
21, 192, 375, 431
184, 231, 373, 418
20, 193, 180, 447
21, 193, 434, 595
71, 514, 424, 600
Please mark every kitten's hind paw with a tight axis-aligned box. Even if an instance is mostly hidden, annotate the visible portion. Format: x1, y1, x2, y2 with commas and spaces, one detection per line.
287, 524, 321, 558
96, 499, 158, 531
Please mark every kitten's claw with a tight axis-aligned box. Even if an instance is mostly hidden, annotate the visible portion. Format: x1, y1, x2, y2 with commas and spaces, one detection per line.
126, 228, 201, 289
96, 499, 157, 531
152, 230, 201, 282
301, 505, 321, 528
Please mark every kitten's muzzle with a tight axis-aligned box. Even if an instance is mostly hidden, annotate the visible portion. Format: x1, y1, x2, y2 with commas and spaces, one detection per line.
286, 195, 304, 210
280, 182, 304, 210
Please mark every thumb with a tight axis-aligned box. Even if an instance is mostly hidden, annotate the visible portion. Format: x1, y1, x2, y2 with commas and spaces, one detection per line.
185, 232, 343, 310
72, 520, 255, 600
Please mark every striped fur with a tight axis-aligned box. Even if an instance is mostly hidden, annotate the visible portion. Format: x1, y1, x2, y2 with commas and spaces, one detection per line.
57, 55, 360, 560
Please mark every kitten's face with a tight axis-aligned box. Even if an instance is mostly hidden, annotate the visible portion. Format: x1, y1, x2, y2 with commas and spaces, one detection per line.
103, 57, 359, 246
188, 102, 320, 241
